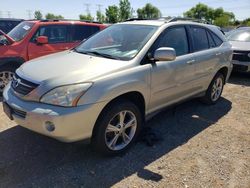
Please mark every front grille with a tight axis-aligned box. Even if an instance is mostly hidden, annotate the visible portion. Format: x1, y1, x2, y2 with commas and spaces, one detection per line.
232, 50, 250, 62
11, 74, 39, 96
12, 107, 27, 118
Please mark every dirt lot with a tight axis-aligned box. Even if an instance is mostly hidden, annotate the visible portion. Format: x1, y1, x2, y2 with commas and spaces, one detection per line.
0, 73, 249, 188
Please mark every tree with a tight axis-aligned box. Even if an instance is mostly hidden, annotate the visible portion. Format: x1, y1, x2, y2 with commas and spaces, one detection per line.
45, 13, 64, 19
184, 3, 235, 26
184, 3, 213, 22
96, 11, 105, 23
137, 3, 161, 19
105, 5, 119, 23
119, 0, 132, 21
79, 13, 94, 21
34, 10, 43, 20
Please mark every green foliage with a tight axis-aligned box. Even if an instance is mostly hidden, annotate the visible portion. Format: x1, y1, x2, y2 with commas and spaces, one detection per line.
79, 13, 94, 21
119, 0, 132, 21
34, 10, 43, 20
137, 3, 161, 19
45, 13, 64, 20
96, 11, 105, 23
105, 5, 119, 23
184, 3, 235, 27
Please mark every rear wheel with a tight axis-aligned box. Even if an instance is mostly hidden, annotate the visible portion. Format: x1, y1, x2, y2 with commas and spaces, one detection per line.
92, 99, 142, 155
201, 72, 225, 105
0, 65, 16, 95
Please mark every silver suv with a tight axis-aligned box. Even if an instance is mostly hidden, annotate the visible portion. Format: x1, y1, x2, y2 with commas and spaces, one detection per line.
3, 19, 233, 155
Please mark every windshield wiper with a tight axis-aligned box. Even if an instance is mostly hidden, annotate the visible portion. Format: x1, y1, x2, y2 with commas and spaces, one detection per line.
75, 50, 121, 60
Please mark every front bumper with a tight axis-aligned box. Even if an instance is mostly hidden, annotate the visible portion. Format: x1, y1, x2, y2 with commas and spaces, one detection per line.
3, 84, 107, 142
232, 60, 250, 72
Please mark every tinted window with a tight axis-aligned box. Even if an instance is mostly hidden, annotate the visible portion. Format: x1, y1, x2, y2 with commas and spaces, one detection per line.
0, 20, 21, 33
206, 31, 216, 48
156, 27, 189, 56
71, 25, 100, 42
191, 27, 209, 52
210, 32, 223, 46
33, 25, 68, 43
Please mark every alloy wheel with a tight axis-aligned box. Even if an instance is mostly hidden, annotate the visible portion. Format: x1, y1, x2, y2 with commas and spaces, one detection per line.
105, 110, 137, 151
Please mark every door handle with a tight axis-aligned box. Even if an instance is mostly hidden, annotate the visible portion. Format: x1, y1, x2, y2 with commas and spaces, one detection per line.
186, 60, 195, 65
216, 52, 222, 56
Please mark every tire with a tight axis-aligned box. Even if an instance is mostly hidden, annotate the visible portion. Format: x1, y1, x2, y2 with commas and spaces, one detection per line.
0, 64, 17, 96
201, 72, 225, 105
92, 99, 142, 156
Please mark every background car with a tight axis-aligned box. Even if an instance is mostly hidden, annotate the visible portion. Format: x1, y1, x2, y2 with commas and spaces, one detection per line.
0, 18, 24, 34
0, 19, 106, 94
227, 27, 250, 72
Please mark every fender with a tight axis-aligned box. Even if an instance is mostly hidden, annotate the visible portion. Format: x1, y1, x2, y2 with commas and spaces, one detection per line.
0, 57, 25, 68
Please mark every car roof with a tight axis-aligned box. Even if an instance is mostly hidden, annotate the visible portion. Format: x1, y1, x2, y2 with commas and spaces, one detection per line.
24, 19, 105, 26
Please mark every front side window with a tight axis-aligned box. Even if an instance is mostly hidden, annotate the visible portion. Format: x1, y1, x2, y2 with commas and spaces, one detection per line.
155, 27, 189, 56
71, 25, 100, 42
8, 21, 34, 41
74, 24, 158, 60
33, 25, 68, 43
191, 27, 209, 52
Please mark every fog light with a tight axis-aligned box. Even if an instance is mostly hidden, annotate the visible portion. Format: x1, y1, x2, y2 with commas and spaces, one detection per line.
45, 121, 55, 132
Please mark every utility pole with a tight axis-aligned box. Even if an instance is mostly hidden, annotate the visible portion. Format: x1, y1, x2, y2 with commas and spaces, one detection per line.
7, 11, 11, 18
0, 11, 2, 18
27, 10, 32, 19
84, 3, 90, 15
96, 4, 103, 13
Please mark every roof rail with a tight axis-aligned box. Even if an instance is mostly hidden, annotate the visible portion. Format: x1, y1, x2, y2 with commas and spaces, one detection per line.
168, 17, 210, 24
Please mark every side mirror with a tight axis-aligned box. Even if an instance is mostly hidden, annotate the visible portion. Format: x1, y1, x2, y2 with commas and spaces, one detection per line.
154, 47, 176, 61
36, 36, 48, 44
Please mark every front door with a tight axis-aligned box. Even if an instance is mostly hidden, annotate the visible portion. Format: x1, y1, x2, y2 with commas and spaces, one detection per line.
149, 26, 197, 112
27, 25, 75, 60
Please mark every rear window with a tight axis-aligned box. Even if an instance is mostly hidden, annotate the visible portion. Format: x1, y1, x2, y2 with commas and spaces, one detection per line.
190, 27, 209, 52
71, 25, 100, 42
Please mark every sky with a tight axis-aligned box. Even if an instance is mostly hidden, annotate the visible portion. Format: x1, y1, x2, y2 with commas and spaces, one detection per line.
0, 0, 250, 20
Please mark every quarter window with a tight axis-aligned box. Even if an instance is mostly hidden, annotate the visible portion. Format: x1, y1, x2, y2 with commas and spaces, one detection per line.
210, 31, 223, 46
155, 27, 189, 56
190, 27, 209, 52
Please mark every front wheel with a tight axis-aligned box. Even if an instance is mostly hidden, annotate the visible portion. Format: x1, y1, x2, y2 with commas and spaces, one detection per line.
0, 65, 16, 95
92, 100, 142, 155
201, 72, 225, 105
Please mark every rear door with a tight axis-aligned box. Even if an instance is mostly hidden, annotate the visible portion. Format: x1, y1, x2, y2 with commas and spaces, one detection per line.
27, 24, 72, 60
188, 26, 223, 90
149, 26, 197, 111
69, 24, 101, 45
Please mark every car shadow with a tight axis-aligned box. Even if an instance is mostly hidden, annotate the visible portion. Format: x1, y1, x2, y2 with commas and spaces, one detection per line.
229, 72, 250, 87
0, 97, 232, 187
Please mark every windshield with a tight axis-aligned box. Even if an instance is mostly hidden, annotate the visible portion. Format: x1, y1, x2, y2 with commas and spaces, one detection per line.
8, 21, 34, 41
74, 24, 158, 60
227, 29, 250, 42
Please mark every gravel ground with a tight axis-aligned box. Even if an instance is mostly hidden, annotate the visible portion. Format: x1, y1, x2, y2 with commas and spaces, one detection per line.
0, 73, 249, 188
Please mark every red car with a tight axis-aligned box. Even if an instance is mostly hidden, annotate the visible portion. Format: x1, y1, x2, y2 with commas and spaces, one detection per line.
0, 20, 106, 94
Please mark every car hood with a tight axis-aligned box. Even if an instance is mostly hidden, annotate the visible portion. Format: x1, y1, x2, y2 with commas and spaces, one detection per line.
229, 41, 250, 51
17, 50, 129, 84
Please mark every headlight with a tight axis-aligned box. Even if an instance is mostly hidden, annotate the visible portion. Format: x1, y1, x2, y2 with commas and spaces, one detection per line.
40, 83, 92, 107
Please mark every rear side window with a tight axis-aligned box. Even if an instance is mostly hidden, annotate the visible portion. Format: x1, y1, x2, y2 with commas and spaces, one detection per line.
190, 27, 209, 52
156, 27, 189, 56
71, 25, 100, 42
